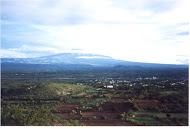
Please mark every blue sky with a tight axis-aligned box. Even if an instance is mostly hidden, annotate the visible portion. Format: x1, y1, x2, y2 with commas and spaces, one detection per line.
1, 0, 189, 64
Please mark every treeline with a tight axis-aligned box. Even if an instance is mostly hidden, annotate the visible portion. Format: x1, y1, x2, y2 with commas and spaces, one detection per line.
1, 104, 84, 126
1, 104, 61, 126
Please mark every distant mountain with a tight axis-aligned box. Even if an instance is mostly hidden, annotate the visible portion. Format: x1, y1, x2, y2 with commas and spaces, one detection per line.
1, 53, 188, 68
1, 53, 127, 66
114, 65, 144, 70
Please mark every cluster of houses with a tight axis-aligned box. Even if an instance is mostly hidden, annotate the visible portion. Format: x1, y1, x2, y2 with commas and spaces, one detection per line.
74, 76, 188, 90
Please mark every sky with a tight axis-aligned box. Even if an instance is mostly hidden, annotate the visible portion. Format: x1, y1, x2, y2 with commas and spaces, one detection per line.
1, 0, 189, 64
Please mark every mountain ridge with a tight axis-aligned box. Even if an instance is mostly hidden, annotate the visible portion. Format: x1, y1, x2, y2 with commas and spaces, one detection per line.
1, 53, 188, 68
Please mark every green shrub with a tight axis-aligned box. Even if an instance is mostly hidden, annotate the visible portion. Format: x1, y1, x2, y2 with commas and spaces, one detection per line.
65, 120, 85, 126
1, 104, 62, 126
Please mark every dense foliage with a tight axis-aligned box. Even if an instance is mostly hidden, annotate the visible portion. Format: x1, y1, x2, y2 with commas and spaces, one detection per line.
1, 104, 62, 126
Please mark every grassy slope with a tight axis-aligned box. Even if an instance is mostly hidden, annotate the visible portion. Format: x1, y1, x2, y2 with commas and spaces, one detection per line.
29, 83, 91, 99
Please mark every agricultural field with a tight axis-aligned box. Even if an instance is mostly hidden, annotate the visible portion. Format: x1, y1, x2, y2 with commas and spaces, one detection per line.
1, 68, 189, 126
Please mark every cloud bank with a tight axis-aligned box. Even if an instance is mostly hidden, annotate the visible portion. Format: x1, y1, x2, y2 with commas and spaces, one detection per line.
1, 0, 189, 64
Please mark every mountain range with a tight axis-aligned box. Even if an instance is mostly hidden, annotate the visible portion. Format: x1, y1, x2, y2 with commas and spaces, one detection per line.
1, 53, 188, 68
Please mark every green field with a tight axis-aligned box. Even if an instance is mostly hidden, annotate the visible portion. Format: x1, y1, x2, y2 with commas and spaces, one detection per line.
160, 91, 179, 95
128, 110, 188, 125
128, 116, 166, 125
28, 102, 58, 108
67, 98, 83, 103
133, 110, 188, 119
83, 98, 107, 107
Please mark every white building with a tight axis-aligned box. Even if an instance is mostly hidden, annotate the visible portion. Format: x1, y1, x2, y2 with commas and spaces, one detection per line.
107, 85, 113, 88
104, 85, 114, 88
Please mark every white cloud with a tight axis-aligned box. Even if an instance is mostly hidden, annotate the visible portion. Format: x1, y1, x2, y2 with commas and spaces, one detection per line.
1, 0, 189, 64
31, 21, 189, 64
1, 49, 27, 58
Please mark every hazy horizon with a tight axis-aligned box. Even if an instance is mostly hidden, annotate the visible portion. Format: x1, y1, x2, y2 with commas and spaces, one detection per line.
1, 0, 189, 64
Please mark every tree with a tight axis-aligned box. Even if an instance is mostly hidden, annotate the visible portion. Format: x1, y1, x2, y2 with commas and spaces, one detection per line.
166, 113, 170, 118
121, 112, 127, 120
101, 115, 107, 120
65, 120, 85, 126
79, 111, 82, 116
98, 107, 103, 112
127, 109, 133, 116
1, 104, 63, 126
70, 110, 77, 115
1, 104, 26, 125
